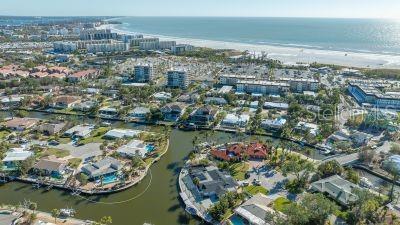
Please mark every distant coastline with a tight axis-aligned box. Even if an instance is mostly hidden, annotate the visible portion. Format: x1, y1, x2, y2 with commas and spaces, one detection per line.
100, 19, 400, 69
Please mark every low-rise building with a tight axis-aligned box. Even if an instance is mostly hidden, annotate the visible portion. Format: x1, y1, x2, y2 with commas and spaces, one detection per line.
81, 157, 123, 181
261, 118, 287, 130
63, 124, 95, 139
221, 113, 250, 128
189, 106, 218, 126
32, 156, 67, 177
237, 80, 290, 95
36, 122, 66, 135
127, 107, 151, 121
160, 103, 187, 122
53, 95, 81, 109
104, 129, 142, 139
117, 140, 150, 158
348, 82, 400, 109
5, 117, 39, 131
98, 107, 119, 119
2, 148, 33, 171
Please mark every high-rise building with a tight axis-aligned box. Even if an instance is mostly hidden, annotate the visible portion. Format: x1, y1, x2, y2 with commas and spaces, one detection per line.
166, 68, 189, 89
134, 64, 153, 83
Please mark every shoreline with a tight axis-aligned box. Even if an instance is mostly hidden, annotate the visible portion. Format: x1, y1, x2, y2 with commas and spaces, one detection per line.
99, 23, 400, 69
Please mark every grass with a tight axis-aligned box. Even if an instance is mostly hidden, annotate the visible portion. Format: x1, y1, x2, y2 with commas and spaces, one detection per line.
68, 158, 82, 169
80, 127, 110, 144
0, 130, 10, 139
273, 197, 291, 212
229, 162, 250, 181
41, 148, 70, 158
243, 185, 269, 195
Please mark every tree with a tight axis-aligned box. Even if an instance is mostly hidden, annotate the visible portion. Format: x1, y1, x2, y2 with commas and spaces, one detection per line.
99, 216, 113, 225
51, 209, 60, 223
281, 156, 315, 193
390, 143, 400, 155
28, 202, 37, 214
347, 189, 386, 225
317, 160, 343, 179
300, 193, 339, 225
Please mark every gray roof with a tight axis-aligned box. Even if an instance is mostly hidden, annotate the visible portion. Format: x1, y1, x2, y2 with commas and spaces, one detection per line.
81, 157, 123, 178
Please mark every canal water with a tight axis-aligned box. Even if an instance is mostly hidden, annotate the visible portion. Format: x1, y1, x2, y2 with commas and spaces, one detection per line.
0, 111, 325, 225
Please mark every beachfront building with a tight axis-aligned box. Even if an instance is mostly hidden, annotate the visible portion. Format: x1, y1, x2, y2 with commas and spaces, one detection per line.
130, 37, 159, 47
1, 148, 33, 171
134, 64, 153, 83
159, 41, 177, 50
80, 29, 118, 40
86, 41, 130, 54
348, 82, 400, 109
237, 80, 290, 95
171, 44, 195, 54
277, 78, 320, 92
81, 157, 123, 182
166, 68, 190, 89
218, 74, 256, 86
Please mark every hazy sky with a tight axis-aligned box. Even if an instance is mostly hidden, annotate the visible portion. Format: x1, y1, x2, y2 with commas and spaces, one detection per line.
1, 0, 400, 18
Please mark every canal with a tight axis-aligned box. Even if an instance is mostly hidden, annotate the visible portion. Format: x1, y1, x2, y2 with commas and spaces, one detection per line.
0, 111, 326, 225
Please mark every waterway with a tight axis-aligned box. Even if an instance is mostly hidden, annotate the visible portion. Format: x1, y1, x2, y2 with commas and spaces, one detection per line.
0, 111, 325, 225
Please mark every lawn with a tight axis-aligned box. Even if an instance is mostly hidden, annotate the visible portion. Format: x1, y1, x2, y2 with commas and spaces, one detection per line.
243, 185, 268, 195
0, 130, 10, 139
80, 127, 110, 144
68, 158, 82, 169
273, 197, 291, 212
42, 148, 70, 158
229, 162, 250, 181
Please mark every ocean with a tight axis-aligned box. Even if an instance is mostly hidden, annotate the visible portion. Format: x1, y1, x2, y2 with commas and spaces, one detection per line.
111, 17, 400, 56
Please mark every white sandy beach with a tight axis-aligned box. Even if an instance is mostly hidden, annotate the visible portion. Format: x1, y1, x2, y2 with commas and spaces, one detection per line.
99, 24, 400, 69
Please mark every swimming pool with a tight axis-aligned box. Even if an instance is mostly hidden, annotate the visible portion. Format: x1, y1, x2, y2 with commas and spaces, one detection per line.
99, 174, 118, 185
146, 145, 155, 152
229, 215, 246, 225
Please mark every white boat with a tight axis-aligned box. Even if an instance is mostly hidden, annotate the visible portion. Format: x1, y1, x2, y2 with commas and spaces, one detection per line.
360, 177, 373, 188
60, 208, 76, 217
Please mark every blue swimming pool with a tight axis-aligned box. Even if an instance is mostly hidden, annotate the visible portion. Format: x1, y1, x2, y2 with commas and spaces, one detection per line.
100, 174, 118, 185
146, 145, 155, 152
230, 215, 246, 225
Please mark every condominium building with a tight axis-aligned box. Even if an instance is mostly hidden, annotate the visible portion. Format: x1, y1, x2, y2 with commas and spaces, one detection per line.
80, 29, 118, 40
166, 68, 189, 89
277, 78, 320, 92
53, 41, 77, 53
159, 41, 176, 50
218, 74, 256, 86
130, 37, 159, 47
348, 82, 400, 109
139, 41, 159, 50
86, 41, 130, 53
237, 80, 290, 95
171, 44, 194, 54
76, 40, 112, 49
134, 64, 153, 83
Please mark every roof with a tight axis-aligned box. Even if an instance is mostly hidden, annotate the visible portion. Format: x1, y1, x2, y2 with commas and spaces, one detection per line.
117, 140, 147, 158
104, 129, 142, 139
81, 157, 123, 178
33, 156, 66, 172
2, 149, 33, 162
5, 117, 39, 129
310, 175, 359, 205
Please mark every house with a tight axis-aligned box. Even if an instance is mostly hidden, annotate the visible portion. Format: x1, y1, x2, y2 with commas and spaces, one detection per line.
32, 156, 67, 177
68, 69, 98, 82
153, 92, 172, 101
81, 157, 123, 181
211, 142, 269, 161
53, 95, 81, 109
189, 106, 218, 126
295, 122, 319, 136
5, 117, 39, 131
127, 107, 150, 121
310, 175, 360, 206
263, 102, 289, 110
246, 143, 269, 159
98, 107, 119, 119
36, 122, 66, 135
186, 165, 238, 198
117, 140, 150, 158
63, 124, 95, 139
1, 96, 23, 108
160, 103, 187, 122
1, 148, 33, 171
104, 129, 142, 139
233, 193, 282, 225
73, 100, 97, 112
261, 118, 287, 130
221, 113, 250, 128
204, 97, 227, 106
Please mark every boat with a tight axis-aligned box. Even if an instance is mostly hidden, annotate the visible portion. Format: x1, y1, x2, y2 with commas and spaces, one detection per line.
60, 208, 76, 217
360, 177, 373, 188
32, 183, 41, 189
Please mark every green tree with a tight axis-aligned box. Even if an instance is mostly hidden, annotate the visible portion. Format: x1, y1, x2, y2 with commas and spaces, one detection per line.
51, 209, 60, 223
317, 160, 343, 179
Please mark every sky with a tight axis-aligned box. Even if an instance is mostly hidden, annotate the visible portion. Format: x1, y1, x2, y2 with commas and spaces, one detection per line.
1, 0, 400, 19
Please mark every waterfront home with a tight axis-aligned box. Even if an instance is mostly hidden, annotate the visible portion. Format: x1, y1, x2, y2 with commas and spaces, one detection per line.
2, 148, 33, 171
5, 117, 39, 131
104, 129, 142, 139
189, 106, 218, 126
295, 121, 319, 136
52, 95, 81, 109
250, 101, 259, 109
73, 100, 97, 112
221, 113, 250, 128
32, 156, 67, 178
310, 175, 360, 206
211, 142, 269, 161
261, 118, 287, 131
81, 157, 123, 181
127, 107, 150, 121
36, 122, 66, 135
204, 97, 228, 106
117, 140, 150, 158
63, 124, 95, 139
153, 92, 172, 101
1, 95, 23, 108
98, 107, 119, 119
187, 165, 238, 198
232, 193, 283, 225
177, 93, 200, 103
160, 102, 187, 122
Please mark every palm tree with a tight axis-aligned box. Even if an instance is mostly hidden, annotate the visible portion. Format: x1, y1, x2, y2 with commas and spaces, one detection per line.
51, 209, 60, 223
